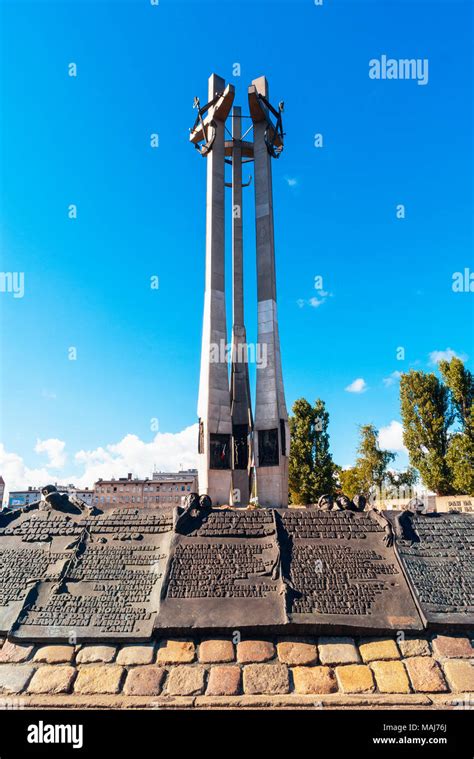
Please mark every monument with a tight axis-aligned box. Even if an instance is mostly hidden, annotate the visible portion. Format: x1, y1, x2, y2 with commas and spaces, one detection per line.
0, 78, 471, 647
387, 510, 474, 629
191, 74, 289, 508
6, 488, 474, 639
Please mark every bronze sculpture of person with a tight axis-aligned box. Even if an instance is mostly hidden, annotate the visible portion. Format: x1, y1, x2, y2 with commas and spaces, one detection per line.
353, 494, 367, 512
335, 494, 357, 511
317, 494, 334, 511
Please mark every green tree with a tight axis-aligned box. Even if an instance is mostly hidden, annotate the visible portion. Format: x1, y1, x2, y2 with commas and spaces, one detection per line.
313, 399, 336, 498
400, 370, 454, 495
439, 357, 474, 431
354, 424, 396, 495
384, 467, 419, 490
288, 397, 336, 504
446, 433, 474, 494
339, 467, 362, 499
289, 398, 315, 505
439, 358, 474, 494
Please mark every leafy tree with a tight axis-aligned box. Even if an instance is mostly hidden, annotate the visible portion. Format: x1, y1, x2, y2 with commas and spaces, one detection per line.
354, 424, 396, 495
400, 370, 454, 495
338, 426, 396, 500
288, 397, 336, 504
313, 399, 336, 497
289, 399, 316, 505
439, 357, 474, 432
339, 467, 362, 499
384, 467, 419, 490
446, 433, 474, 494
439, 358, 474, 494
383, 467, 419, 500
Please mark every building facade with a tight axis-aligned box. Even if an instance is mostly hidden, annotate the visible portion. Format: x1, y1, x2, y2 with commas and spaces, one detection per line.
93, 470, 198, 509
7, 487, 41, 509
6, 484, 94, 510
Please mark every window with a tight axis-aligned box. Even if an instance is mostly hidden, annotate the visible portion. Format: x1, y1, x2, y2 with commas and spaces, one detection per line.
233, 424, 249, 469
210, 433, 231, 469
198, 419, 204, 454
258, 428, 279, 467
280, 419, 287, 457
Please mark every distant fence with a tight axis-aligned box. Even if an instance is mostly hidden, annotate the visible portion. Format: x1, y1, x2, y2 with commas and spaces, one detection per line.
374, 494, 473, 513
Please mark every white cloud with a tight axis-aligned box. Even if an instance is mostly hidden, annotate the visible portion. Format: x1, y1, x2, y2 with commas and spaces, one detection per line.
0, 425, 199, 499
383, 371, 402, 387
429, 348, 467, 365
297, 290, 332, 310
74, 426, 198, 487
285, 176, 298, 187
345, 378, 367, 393
35, 438, 67, 468
41, 389, 57, 400
378, 420, 407, 452
0, 443, 54, 496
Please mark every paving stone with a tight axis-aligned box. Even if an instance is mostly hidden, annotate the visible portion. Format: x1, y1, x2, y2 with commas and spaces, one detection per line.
359, 639, 400, 663
76, 646, 117, 664
292, 666, 336, 694
398, 637, 431, 658
371, 661, 410, 694
194, 693, 432, 708
199, 639, 235, 663
336, 665, 375, 694
74, 665, 124, 695
237, 640, 275, 663
166, 666, 205, 696
405, 657, 448, 693
156, 640, 195, 664
442, 660, 474, 692
28, 666, 76, 694
243, 664, 289, 694
116, 645, 155, 666
277, 639, 318, 666
206, 666, 241, 696
317, 637, 359, 665
432, 635, 473, 660
33, 645, 75, 664
0, 665, 36, 694
0, 641, 34, 664
123, 666, 166, 696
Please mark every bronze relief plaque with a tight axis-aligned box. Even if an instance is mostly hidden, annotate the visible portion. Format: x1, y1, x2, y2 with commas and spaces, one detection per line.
0, 509, 82, 635
10, 509, 173, 642
277, 510, 423, 633
389, 511, 474, 629
156, 509, 286, 632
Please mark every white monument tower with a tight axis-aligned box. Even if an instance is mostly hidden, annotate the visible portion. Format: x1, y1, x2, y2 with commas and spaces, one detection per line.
190, 74, 289, 508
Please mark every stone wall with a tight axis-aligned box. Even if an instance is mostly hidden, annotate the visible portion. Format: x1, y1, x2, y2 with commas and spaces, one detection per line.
0, 633, 472, 709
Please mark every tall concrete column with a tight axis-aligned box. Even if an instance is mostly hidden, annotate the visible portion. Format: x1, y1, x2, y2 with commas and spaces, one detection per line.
248, 76, 289, 508
229, 106, 253, 507
194, 74, 235, 505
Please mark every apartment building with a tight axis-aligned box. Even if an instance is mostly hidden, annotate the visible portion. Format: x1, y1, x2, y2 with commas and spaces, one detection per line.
94, 470, 198, 509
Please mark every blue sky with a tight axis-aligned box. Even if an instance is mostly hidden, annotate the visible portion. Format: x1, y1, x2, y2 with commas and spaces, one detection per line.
0, 0, 472, 491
